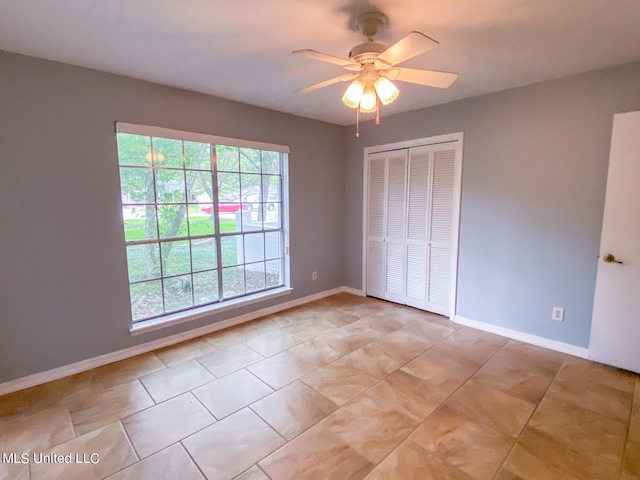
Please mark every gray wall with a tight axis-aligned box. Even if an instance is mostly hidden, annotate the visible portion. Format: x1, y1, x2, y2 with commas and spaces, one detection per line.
344, 61, 640, 348
0, 51, 346, 383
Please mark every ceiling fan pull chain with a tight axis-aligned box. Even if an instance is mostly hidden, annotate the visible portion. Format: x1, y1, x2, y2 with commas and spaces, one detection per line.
356, 108, 360, 137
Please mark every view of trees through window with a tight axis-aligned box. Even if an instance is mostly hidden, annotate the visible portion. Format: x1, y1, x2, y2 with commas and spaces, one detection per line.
117, 130, 287, 322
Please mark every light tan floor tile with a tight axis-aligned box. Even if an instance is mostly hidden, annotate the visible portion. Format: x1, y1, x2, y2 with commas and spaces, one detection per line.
545, 376, 632, 422
322, 310, 361, 327
321, 322, 382, 352
340, 342, 406, 379
471, 351, 556, 404
18, 371, 103, 413
203, 325, 252, 350
193, 369, 273, 419
276, 305, 319, 324
410, 405, 514, 479
234, 465, 270, 480
154, 338, 215, 366
197, 343, 264, 378
247, 351, 317, 390
366, 370, 448, 423
493, 467, 524, 480
311, 292, 361, 310
94, 353, 166, 389
554, 356, 635, 394
389, 307, 448, 326
302, 359, 378, 406
324, 392, 418, 463
356, 314, 405, 335
0, 462, 29, 480
122, 392, 214, 458
400, 345, 479, 395
375, 329, 434, 362
183, 408, 285, 480
365, 440, 473, 480
401, 320, 457, 344
0, 404, 74, 454
501, 427, 619, 480
243, 329, 304, 357
281, 317, 336, 342
527, 395, 627, 459
621, 441, 640, 480
105, 443, 204, 480
259, 425, 374, 480
250, 381, 337, 440
444, 380, 536, 437
500, 340, 566, 376
140, 359, 214, 403
30, 423, 137, 480
0, 390, 25, 424
68, 380, 154, 435
442, 327, 508, 365
341, 298, 399, 318
289, 336, 349, 367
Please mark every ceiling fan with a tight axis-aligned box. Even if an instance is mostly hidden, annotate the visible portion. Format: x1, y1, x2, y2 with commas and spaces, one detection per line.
292, 11, 459, 122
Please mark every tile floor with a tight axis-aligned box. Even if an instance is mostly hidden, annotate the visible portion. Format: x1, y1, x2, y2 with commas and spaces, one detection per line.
0, 293, 638, 480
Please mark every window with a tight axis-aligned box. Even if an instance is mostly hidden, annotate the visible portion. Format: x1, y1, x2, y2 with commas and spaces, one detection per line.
116, 123, 289, 324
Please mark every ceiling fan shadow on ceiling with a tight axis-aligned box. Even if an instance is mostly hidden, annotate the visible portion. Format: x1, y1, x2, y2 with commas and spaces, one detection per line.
292, 11, 459, 135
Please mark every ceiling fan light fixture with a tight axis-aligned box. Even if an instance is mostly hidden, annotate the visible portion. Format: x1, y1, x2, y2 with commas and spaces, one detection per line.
342, 80, 365, 108
359, 84, 377, 113
374, 77, 399, 105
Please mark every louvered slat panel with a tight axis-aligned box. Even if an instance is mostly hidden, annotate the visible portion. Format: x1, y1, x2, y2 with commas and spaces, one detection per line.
430, 150, 455, 243
407, 152, 429, 240
367, 240, 385, 296
386, 242, 404, 295
386, 156, 407, 238
406, 244, 426, 300
368, 158, 386, 237
428, 246, 450, 306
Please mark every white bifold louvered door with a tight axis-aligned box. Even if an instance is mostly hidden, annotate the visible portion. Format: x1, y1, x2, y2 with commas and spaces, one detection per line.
366, 141, 459, 316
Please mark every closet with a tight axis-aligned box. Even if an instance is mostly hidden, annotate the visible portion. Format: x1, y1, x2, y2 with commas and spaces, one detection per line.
364, 135, 462, 317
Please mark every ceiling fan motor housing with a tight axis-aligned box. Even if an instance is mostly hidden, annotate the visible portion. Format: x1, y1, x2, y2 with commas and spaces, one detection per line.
348, 41, 388, 64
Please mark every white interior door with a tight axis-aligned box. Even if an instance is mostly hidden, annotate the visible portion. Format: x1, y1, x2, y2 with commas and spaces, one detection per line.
589, 110, 640, 374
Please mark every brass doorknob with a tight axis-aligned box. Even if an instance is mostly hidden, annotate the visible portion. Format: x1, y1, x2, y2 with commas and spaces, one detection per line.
603, 253, 623, 264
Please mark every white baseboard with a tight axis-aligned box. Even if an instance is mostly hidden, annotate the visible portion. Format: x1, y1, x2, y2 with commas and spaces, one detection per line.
342, 286, 365, 296
0, 286, 358, 396
453, 315, 589, 359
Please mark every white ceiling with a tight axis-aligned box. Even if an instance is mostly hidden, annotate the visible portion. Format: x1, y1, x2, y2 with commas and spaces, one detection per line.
1, 0, 640, 125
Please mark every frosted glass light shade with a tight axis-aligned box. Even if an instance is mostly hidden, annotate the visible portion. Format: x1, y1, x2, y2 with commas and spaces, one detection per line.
359, 84, 377, 113
374, 77, 399, 105
342, 80, 365, 108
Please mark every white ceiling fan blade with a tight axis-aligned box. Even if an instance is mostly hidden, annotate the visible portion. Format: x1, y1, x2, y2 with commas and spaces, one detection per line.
385, 67, 458, 88
292, 49, 361, 71
375, 32, 439, 68
294, 73, 358, 94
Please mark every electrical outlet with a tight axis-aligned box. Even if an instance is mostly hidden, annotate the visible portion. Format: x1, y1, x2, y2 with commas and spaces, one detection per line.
312, 271, 317, 281
552, 307, 564, 322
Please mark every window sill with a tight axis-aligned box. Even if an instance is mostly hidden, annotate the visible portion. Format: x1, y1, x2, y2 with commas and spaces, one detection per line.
129, 287, 293, 336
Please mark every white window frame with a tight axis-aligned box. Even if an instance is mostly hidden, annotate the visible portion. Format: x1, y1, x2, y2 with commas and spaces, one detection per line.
115, 122, 291, 335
